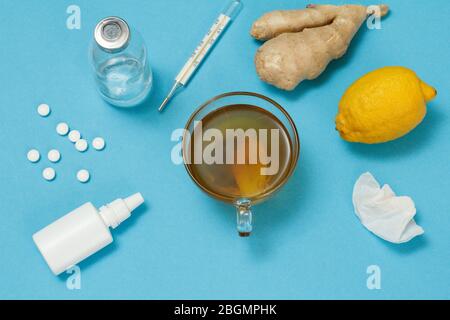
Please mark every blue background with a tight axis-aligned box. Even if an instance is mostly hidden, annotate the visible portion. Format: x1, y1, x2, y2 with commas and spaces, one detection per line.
0, 0, 448, 299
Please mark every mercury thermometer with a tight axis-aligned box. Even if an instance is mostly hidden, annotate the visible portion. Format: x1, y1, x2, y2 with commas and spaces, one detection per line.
158, 0, 243, 112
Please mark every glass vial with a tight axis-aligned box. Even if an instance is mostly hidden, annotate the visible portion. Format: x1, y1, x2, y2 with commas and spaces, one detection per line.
90, 17, 152, 107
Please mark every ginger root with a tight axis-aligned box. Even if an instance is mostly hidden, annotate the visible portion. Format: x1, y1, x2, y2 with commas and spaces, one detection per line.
251, 4, 389, 90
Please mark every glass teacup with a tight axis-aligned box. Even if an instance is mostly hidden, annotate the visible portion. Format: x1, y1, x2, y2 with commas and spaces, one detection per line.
183, 92, 299, 236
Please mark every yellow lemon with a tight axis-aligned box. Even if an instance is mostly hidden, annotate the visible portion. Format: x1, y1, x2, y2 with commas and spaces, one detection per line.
336, 66, 437, 144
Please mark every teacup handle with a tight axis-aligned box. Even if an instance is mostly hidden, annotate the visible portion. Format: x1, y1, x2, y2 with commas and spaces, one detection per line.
235, 199, 252, 237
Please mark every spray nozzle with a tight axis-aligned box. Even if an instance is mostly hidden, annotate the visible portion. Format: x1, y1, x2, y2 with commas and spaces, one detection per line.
100, 193, 144, 229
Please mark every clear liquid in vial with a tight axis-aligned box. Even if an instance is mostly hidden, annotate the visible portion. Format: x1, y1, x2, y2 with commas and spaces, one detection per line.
97, 55, 152, 107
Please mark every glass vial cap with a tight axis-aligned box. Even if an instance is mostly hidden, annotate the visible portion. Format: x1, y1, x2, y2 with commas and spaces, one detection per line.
94, 17, 130, 52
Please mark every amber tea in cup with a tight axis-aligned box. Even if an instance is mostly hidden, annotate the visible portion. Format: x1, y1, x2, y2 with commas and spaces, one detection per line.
183, 92, 299, 236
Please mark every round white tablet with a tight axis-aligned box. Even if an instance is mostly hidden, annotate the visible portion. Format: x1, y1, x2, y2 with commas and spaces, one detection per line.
42, 167, 56, 181
56, 122, 69, 136
76, 169, 90, 183
27, 149, 40, 163
75, 139, 88, 152
47, 149, 61, 163
92, 137, 106, 151
68, 130, 81, 143
37, 103, 51, 117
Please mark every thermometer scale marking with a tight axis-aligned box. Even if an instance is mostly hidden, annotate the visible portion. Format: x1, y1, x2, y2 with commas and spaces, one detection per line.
176, 14, 231, 85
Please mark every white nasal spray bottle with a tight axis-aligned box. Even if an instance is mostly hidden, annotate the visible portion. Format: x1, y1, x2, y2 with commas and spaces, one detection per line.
33, 193, 144, 275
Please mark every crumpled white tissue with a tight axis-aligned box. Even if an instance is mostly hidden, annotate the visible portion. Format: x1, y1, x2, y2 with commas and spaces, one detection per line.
352, 172, 424, 243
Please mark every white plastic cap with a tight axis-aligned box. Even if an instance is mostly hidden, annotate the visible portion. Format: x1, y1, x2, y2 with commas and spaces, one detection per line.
32, 193, 145, 275
125, 193, 145, 211
99, 193, 144, 229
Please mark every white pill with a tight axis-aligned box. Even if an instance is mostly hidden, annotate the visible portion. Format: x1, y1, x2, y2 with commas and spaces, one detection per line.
42, 167, 56, 181
75, 139, 88, 152
76, 169, 90, 183
37, 103, 51, 117
27, 149, 40, 163
68, 130, 81, 143
47, 149, 61, 163
92, 137, 106, 151
56, 122, 69, 136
